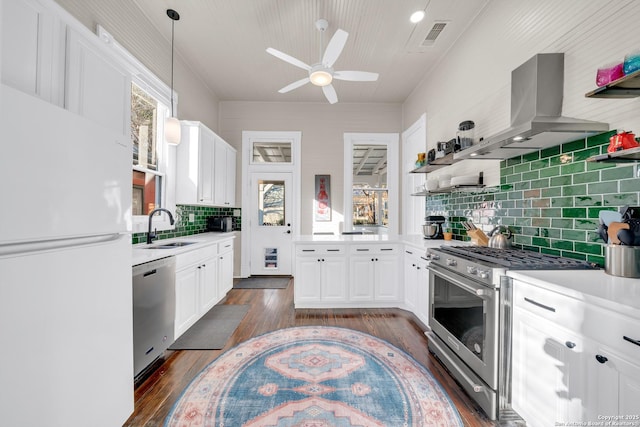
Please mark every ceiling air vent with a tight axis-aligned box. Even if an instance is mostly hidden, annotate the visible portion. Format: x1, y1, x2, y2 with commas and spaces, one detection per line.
421, 22, 447, 47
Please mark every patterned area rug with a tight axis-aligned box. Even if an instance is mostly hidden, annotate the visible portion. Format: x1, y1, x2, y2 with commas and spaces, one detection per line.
165, 326, 463, 426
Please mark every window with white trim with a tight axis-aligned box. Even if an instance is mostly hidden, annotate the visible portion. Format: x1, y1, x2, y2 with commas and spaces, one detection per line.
96, 26, 177, 233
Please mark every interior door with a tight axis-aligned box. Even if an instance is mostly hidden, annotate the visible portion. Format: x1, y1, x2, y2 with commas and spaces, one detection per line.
250, 172, 293, 275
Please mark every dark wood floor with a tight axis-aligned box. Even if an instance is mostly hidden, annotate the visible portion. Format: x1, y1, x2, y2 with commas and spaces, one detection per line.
124, 279, 496, 426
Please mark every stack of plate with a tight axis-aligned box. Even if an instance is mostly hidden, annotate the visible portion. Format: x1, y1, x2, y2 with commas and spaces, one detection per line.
450, 174, 478, 186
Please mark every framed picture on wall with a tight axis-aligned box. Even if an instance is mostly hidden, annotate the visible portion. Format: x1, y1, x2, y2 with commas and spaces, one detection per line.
314, 175, 331, 221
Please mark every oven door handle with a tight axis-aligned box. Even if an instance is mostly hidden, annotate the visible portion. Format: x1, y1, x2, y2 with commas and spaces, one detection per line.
429, 264, 491, 298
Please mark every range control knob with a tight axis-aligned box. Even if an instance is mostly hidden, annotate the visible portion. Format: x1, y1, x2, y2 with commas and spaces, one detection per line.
446, 258, 457, 266
478, 270, 490, 279
429, 254, 440, 261
467, 266, 478, 275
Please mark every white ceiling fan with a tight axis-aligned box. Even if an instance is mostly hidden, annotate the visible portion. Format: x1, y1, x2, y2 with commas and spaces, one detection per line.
266, 19, 379, 104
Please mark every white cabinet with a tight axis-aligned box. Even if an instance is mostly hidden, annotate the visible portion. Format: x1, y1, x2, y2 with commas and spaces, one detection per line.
177, 121, 236, 207
176, 121, 215, 205
65, 27, 130, 137
512, 307, 585, 427
404, 246, 430, 325
294, 245, 347, 306
349, 245, 400, 303
511, 278, 640, 426
403, 248, 420, 312
218, 239, 234, 297
174, 244, 218, 338
1, 0, 129, 137
214, 138, 237, 207
1, 0, 64, 104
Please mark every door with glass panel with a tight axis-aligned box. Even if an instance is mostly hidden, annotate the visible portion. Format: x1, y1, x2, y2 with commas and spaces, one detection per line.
250, 172, 293, 275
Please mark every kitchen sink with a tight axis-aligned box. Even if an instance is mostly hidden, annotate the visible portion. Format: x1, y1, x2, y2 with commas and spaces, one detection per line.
145, 241, 198, 249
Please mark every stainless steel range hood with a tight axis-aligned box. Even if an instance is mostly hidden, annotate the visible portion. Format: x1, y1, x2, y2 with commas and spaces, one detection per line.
455, 53, 609, 160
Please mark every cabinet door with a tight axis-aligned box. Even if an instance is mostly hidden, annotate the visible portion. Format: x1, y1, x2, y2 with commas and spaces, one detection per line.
416, 258, 430, 325
349, 256, 375, 301
199, 255, 219, 314
218, 248, 234, 297
375, 255, 400, 301
225, 146, 237, 206
175, 267, 199, 338
213, 139, 236, 207
586, 343, 640, 420
214, 138, 227, 206
403, 250, 419, 312
1, 0, 63, 104
294, 257, 322, 302
321, 257, 347, 301
65, 28, 130, 137
197, 127, 215, 204
512, 308, 585, 427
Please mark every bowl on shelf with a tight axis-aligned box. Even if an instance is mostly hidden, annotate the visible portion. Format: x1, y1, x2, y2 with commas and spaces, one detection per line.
438, 174, 451, 188
425, 179, 439, 191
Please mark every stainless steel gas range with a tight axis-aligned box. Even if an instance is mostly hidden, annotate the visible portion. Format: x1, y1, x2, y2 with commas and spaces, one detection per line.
426, 246, 598, 422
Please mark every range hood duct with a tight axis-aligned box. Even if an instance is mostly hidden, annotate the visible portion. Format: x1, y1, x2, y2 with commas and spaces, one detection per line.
455, 53, 609, 160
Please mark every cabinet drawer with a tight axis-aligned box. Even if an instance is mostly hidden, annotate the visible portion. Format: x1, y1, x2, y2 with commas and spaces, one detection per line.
296, 245, 345, 256
350, 245, 398, 255
582, 305, 640, 359
513, 280, 583, 333
175, 244, 217, 270
218, 239, 234, 253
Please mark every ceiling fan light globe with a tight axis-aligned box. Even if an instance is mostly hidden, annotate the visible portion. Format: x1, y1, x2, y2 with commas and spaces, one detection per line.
310, 70, 333, 86
410, 10, 425, 23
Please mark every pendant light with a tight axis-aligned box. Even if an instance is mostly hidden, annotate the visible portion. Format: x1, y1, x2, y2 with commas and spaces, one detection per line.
165, 9, 181, 145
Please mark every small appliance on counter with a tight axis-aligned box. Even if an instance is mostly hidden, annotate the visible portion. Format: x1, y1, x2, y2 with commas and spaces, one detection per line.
207, 216, 233, 232
423, 215, 445, 239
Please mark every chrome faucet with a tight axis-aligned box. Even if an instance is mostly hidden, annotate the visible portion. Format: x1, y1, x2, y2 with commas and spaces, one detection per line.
147, 208, 175, 244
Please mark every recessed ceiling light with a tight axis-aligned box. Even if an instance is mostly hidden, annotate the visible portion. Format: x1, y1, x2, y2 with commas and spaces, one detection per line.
410, 10, 425, 23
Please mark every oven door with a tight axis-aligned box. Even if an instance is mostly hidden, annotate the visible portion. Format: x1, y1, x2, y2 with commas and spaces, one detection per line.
428, 263, 499, 389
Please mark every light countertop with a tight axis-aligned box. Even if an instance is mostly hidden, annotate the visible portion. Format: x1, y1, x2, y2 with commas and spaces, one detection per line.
132, 232, 235, 266
507, 269, 640, 318
295, 233, 466, 252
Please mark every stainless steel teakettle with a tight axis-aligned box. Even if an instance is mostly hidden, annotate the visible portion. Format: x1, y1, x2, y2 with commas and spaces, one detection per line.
488, 225, 512, 249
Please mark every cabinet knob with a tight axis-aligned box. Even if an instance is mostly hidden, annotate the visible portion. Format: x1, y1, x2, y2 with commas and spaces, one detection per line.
565, 341, 576, 349
412, 264, 416, 267
595, 354, 608, 364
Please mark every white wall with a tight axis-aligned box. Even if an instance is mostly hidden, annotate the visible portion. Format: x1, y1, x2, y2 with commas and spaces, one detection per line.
403, 0, 640, 186
54, 0, 220, 132
219, 101, 402, 235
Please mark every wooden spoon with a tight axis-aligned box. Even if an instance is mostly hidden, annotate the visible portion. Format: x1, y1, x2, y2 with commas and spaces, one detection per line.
607, 222, 630, 244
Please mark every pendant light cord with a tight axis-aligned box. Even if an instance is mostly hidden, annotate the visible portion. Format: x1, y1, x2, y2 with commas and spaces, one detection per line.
170, 18, 175, 117
167, 9, 180, 118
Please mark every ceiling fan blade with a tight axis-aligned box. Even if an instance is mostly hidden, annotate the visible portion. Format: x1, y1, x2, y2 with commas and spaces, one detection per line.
333, 70, 379, 82
322, 29, 348, 67
322, 84, 338, 104
266, 48, 311, 71
278, 78, 310, 93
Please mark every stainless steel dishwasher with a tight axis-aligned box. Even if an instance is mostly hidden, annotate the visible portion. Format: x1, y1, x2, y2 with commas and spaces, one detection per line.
132, 256, 176, 379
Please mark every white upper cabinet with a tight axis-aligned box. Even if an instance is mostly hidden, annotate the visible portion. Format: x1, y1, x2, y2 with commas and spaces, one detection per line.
177, 121, 236, 207
176, 121, 215, 205
65, 27, 130, 138
1, 0, 130, 138
214, 137, 236, 207
1, 0, 64, 104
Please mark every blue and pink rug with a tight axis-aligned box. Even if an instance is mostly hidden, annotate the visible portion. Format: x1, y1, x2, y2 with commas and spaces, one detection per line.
165, 326, 463, 426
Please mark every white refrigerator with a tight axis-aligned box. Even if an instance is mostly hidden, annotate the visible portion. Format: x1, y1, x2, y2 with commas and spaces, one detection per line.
0, 84, 134, 426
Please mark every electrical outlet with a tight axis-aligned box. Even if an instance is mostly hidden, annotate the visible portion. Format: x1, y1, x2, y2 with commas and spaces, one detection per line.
233, 209, 241, 217
189, 213, 195, 222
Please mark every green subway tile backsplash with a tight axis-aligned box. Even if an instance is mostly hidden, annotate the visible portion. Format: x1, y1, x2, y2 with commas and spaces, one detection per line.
131, 205, 241, 244
425, 130, 636, 267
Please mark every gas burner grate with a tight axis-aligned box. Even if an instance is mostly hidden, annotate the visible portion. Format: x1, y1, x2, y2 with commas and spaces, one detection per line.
438, 246, 598, 270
